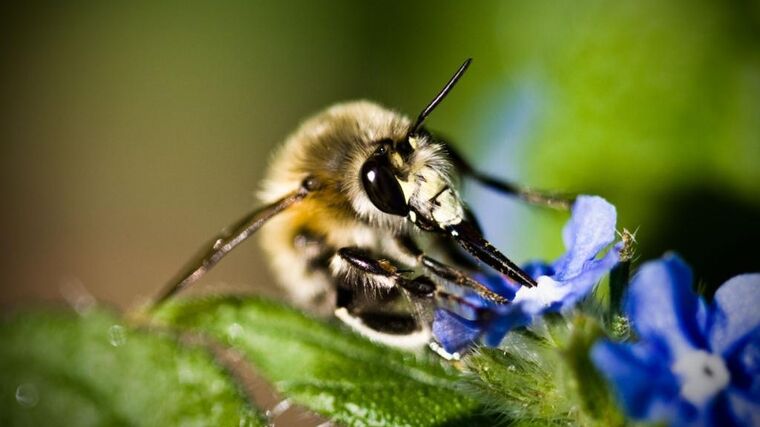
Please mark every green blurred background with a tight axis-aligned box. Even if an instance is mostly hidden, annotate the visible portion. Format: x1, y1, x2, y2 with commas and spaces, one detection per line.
1, 0, 758, 309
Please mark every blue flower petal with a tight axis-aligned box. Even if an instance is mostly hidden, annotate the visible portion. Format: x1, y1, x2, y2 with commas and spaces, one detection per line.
432, 309, 481, 353
596, 257, 760, 426
696, 297, 709, 338
696, 395, 737, 427
726, 388, 760, 427
624, 254, 705, 357
557, 241, 621, 310
708, 273, 760, 357
481, 304, 532, 347
724, 325, 760, 399
433, 195, 621, 353
522, 260, 555, 279
554, 195, 617, 281
511, 196, 621, 314
591, 339, 681, 422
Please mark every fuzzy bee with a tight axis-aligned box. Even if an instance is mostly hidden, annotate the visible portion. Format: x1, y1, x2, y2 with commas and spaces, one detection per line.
154, 59, 570, 349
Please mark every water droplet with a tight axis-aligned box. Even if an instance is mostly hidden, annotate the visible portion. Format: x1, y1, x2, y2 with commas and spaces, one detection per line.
227, 323, 244, 342
108, 324, 127, 347
507, 364, 516, 372
16, 383, 39, 408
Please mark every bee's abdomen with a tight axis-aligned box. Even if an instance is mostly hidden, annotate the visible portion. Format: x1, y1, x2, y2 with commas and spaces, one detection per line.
293, 228, 334, 273
257, 208, 330, 313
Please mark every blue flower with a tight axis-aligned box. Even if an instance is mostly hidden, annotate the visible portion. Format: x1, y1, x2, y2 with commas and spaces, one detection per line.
591, 254, 760, 427
433, 195, 621, 354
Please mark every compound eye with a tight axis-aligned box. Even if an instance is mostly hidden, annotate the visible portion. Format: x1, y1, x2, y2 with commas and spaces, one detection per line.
361, 158, 409, 216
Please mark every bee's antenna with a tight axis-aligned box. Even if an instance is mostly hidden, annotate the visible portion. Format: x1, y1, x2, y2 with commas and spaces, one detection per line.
409, 58, 472, 136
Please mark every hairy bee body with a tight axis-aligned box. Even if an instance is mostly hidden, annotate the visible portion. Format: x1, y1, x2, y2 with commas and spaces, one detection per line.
258, 101, 452, 318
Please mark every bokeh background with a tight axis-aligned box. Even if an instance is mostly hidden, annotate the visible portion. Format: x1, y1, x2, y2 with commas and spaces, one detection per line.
2, 1, 759, 310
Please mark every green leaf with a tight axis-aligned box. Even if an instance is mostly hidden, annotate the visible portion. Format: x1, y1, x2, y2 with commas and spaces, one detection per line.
465, 317, 626, 427
154, 296, 499, 427
465, 332, 574, 426
0, 309, 264, 427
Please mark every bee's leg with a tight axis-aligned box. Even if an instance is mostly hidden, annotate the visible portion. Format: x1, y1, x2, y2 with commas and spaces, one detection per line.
152, 178, 317, 307
440, 140, 575, 210
394, 235, 510, 305
330, 247, 435, 349
332, 244, 510, 351
434, 289, 487, 322
331, 247, 403, 291
420, 255, 510, 304
331, 247, 436, 300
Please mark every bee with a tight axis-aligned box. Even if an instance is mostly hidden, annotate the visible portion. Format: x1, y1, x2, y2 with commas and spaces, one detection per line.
153, 59, 571, 349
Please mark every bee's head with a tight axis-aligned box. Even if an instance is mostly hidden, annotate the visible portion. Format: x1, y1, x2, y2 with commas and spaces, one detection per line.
358, 131, 463, 232
356, 58, 533, 286
358, 58, 473, 232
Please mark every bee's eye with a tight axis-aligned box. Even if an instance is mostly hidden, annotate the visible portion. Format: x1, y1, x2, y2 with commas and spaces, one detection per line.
371, 140, 394, 158
361, 158, 409, 216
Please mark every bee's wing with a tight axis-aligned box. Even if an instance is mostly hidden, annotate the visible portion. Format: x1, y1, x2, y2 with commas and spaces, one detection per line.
153, 188, 308, 306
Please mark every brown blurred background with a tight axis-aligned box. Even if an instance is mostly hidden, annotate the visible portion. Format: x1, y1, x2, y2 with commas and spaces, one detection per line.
2, 1, 759, 311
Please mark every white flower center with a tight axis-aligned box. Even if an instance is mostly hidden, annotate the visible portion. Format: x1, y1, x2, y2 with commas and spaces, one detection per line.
513, 276, 570, 313
671, 349, 730, 405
